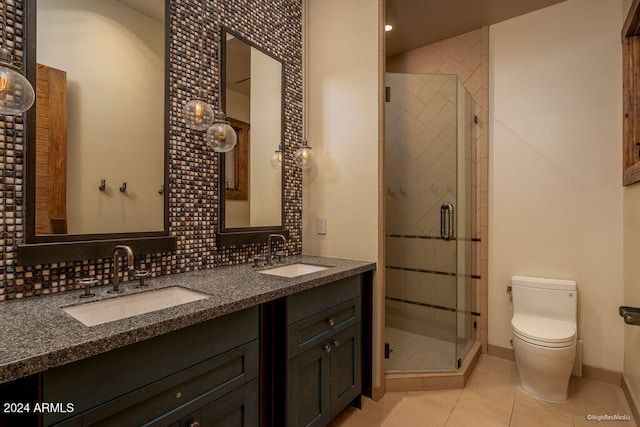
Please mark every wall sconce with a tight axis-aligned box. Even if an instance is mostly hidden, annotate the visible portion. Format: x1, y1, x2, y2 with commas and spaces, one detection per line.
0, 3, 34, 115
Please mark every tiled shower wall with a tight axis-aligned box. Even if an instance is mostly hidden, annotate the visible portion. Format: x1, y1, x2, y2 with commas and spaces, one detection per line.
0, 0, 303, 301
387, 27, 490, 352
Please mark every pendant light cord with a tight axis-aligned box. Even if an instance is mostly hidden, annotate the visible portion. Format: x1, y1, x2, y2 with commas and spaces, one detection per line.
1, 1, 7, 49
303, 0, 309, 141
197, 0, 206, 97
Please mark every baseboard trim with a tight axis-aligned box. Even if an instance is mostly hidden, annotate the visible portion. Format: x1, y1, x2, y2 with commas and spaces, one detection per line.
371, 384, 385, 402
582, 365, 623, 386
487, 344, 515, 361
623, 376, 640, 424
487, 345, 624, 387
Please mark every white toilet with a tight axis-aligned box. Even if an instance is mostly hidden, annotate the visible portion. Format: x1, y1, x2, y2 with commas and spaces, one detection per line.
510, 275, 577, 402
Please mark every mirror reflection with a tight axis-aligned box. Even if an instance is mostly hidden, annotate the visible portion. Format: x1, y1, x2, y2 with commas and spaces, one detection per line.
35, 0, 165, 235
224, 32, 282, 229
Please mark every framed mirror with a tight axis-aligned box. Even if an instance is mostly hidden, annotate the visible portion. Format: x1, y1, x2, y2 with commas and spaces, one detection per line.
18, 0, 175, 264
217, 29, 287, 246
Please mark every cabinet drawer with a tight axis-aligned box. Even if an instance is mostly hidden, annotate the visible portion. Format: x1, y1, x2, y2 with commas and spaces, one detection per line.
287, 276, 360, 325
50, 339, 259, 426
44, 306, 258, 426
288, 297, 360, 359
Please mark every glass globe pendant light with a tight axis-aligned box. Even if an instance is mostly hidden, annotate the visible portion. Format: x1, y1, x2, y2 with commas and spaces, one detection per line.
206, 112, 237, 152
0, 3, 34, 115
294, 139, 313, 170
183, 89, 214, 131
270, 144, 283, 169
183, 0, 214, 131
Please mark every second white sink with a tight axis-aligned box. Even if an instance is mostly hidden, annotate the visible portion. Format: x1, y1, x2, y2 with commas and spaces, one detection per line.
63, 287, 209, 327
258, 263, 329, 278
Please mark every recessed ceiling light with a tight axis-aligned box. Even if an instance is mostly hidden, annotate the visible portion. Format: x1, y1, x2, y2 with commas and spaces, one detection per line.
385, 24, 393, 32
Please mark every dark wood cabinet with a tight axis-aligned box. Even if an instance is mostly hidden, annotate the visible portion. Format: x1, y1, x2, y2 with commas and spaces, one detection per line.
286, 323, 361, 427
43, 307, 260, 427
287, 341, 330, 427
178, 379, 259, 427
285, 276, 363, 427
328, 324, 361, 417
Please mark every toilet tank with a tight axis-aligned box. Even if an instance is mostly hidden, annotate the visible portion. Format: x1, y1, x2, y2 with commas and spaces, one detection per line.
511, 275, 577, 322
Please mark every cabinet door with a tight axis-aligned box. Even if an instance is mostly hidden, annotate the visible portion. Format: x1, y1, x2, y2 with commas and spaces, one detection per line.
179, 410, 201, 427
287, 344, 330, 427
329, 323, 361, 418
199, 379, 259, 427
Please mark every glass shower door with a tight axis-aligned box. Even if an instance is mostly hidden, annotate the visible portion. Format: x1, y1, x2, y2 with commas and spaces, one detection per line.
384, 72, 477, 373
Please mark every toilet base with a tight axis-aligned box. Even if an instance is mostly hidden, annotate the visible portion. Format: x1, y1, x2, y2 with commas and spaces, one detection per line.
512, 334, 576, 402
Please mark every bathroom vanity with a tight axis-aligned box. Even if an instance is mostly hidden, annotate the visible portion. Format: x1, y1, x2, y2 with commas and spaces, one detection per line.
0, 256, 374, 427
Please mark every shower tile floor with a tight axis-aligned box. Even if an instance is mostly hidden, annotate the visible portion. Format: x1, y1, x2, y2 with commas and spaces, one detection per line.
385, 327, 474, 372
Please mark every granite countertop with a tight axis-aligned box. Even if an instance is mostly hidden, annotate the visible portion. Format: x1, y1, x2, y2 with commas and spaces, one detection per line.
0, 255, 375, 384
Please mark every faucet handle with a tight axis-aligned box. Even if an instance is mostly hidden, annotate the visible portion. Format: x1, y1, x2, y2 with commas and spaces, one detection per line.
275, 250, 286, 263
78, 277, 98, 298
253, 256, 264, 268
134, 270, 151, 288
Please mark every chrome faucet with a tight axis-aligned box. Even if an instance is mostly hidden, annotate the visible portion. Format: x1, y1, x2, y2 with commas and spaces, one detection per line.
109, 245, 134, 293
266, 234, 287, 265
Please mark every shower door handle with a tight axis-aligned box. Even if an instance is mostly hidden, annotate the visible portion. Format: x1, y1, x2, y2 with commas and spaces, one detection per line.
440, 203, 455, 241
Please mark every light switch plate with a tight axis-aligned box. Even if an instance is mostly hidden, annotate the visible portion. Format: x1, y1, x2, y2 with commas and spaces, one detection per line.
317, 217, 327, 235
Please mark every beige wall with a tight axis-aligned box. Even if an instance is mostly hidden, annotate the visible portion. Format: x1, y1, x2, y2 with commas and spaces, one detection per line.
304, 0, 382, 384
249, 49, 282, 227
489, 0, 624, 371
623, 185, 640, 412
37, 0, 164, 234
303, 0, 380, 261
623, 0, 640, 410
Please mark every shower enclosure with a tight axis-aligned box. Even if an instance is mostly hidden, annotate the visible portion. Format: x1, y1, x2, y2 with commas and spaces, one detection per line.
384, 73, 478, 373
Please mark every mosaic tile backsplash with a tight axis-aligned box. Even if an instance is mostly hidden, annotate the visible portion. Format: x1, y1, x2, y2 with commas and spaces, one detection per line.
0, 0, 303, 300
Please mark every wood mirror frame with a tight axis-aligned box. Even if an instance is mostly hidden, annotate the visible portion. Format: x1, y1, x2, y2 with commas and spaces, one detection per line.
624, 0, 640, 186
17, 0, 176, 265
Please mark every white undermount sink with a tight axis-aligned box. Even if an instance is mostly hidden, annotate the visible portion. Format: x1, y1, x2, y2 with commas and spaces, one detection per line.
258, 263, 330, 278
63, 287, 209, 327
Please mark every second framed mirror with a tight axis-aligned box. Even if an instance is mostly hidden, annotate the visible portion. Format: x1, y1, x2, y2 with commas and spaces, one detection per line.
218, 29, 287, 246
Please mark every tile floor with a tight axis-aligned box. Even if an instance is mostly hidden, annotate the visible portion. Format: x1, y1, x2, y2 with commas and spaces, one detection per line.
385, 327, 475, 372
329, 355, 637, 427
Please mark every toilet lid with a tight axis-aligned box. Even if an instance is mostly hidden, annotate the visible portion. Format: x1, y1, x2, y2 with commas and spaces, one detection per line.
512, 314, 576, 344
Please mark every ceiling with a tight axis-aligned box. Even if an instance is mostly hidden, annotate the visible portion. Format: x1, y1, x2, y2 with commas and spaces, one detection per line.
385, 0, 567, 57
226, 37, 252, 97
110, 0, 567, 59
115, 0, 164, 23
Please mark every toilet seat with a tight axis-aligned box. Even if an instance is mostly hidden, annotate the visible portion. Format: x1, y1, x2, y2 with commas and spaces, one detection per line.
512, 314, 576, 348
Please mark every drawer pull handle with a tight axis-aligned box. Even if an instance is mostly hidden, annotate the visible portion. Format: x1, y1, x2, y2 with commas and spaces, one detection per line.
190, 422, 201, 427
176, 392, 182, 399
328, 318, 335, 328
324, 344, 332, 353
332, 339, 340, 348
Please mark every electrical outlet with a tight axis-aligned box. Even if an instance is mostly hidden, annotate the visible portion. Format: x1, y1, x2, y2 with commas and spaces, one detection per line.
317, 217, 327, 235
